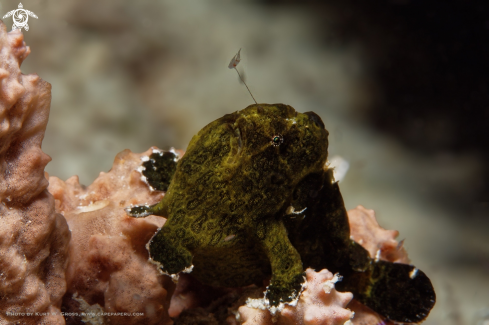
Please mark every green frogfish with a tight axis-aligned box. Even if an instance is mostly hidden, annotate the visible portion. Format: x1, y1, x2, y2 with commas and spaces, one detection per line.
126, 103, 435, 323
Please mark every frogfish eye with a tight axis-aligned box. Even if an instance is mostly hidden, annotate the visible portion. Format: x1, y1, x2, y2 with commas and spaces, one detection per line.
271, 134, 284, 147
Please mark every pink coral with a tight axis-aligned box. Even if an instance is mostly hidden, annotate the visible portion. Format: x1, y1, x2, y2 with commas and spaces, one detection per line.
48, 148, 177, 325
238, 269, 354, 325
0, 23, 70, 324
348, 205, 409, 264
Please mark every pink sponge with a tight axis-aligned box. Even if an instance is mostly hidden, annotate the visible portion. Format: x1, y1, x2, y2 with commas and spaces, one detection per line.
0, 24, 70, 324
49, 148, 177, 325
239, 269, 354, 325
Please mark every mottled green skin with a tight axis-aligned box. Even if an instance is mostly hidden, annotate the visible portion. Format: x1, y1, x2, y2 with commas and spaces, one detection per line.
127, 103, 436, 322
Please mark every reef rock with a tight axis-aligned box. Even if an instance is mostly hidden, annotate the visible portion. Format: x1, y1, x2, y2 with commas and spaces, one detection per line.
0, 23, 70, 324
48, 148, 177, 325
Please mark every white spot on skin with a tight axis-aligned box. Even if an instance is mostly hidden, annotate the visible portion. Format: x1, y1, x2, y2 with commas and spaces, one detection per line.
410, 268, 418, 279
137, 165, 151, 189
244, 275, 307, 318
328, 155, 350, 183
286, 276, 308, 307
169, 147, 180, 161
286, 206, 307, 215
374, 249, 381, 262
285, 117, 298, 125
269, 303, 285, 318
152, 148, 164, 155
182, 265, 194, 273
137, 164, 156, 191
